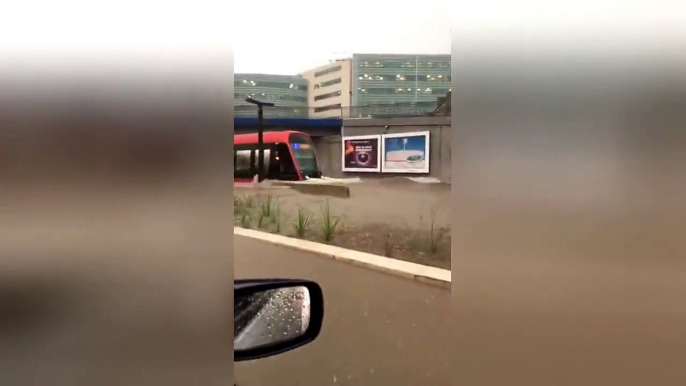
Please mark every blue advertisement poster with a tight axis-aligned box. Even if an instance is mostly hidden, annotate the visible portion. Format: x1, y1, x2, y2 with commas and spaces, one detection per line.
381, 131, 430, 173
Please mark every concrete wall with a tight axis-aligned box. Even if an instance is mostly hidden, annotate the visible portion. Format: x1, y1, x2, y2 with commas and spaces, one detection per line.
313, 135, 343, 178
317, 116, 452, 182
233, 116, 452, 183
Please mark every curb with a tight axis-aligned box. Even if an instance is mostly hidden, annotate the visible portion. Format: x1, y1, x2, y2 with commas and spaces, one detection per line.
234, 227, 451, 290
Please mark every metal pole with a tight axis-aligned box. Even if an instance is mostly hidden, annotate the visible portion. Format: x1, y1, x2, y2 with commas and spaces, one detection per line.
257, 106, 264, 182
244, 97, 274, 183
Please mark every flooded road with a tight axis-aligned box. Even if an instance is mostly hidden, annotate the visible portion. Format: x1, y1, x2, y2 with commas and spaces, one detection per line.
234, 235, 451, 386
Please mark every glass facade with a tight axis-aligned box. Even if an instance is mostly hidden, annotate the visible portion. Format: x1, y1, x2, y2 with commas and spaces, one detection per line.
234, 73, 309, 117
351, 54, 451, 115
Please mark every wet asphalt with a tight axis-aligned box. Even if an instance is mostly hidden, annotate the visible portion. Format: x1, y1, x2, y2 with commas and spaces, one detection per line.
233, 236, 451, 386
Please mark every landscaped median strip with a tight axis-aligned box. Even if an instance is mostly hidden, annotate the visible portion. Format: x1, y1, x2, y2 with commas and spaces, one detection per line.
234, 227, 451, 289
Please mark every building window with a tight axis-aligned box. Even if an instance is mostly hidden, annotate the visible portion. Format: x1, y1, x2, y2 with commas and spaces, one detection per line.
355, 87, 449, 97
418, 61, 451, 68
235, 79, 307, 91
314, 65, 342, 78
314, 90, 342, 101
358, 60, 415, 69
358, 74, 388, 81
358, 61, 387, 68
313, 78, 342, 89
419, 88, 451, 95
235, 93, 307, 103
357, 58, 450, 69
355, 88, 416, 95
314, 103, 341, 113
357, 74, 451, 83
424, 74, 450, 82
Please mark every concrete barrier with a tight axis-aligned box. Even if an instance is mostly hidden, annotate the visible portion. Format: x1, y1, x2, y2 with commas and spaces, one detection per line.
272, 181, 351, 198
234, 183, 290, 191
234, 178, 351, 198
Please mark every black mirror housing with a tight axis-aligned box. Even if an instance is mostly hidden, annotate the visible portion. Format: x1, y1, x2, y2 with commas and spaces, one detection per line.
234, 279, 324, 362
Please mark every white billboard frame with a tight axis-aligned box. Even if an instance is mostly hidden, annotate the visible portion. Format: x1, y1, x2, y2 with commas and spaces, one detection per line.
381, 131, 431, 174
341, 134, 382, 173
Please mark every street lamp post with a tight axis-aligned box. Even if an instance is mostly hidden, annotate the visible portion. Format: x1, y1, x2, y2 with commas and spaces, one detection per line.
245, 98, 275, 182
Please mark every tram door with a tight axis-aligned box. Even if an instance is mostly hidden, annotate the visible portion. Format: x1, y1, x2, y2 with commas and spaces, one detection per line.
267, 143, 299, 181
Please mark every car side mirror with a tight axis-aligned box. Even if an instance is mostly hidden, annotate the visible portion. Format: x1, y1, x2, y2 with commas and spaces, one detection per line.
234, 279, 324, 362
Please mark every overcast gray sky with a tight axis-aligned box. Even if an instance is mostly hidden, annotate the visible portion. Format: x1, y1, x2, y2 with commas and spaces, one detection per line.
233, 0, 451, 75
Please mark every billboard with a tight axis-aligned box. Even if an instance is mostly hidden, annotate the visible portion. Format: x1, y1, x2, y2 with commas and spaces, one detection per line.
341, 135, 381, 172
381, 131, 430, 173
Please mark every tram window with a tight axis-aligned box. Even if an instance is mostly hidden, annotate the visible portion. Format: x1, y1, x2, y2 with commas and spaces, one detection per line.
235, 150, 251, 171
288, 133, 319, 176
258, 148, 270, 173
234, 142, 301, 181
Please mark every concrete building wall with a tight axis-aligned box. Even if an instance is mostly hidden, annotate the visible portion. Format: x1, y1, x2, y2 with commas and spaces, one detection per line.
300, 60, 352, 118
316, 116, 452, 183
313, 136, 343, 178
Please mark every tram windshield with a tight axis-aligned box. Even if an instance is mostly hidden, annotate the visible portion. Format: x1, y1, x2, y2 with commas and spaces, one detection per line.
288, 133, 320, 178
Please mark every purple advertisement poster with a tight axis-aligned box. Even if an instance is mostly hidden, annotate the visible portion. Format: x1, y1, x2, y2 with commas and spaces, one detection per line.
341, 135, 381, 172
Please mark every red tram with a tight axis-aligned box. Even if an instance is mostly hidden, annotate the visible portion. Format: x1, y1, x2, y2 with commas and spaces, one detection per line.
233, 130, 322, 182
